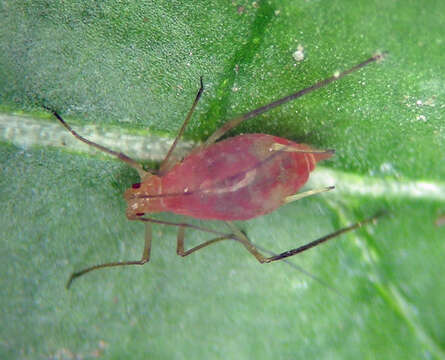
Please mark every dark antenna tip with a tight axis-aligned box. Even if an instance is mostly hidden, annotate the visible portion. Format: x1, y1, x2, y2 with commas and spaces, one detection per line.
198, 76, 204, 96
373, 51, 388, 62
359, 210, 388, 228
373, 209, 389, 220
42, 104, 55, 114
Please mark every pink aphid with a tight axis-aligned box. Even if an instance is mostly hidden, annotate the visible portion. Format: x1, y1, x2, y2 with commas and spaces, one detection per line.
45, 53, 385, 288
126, 134, 332, 221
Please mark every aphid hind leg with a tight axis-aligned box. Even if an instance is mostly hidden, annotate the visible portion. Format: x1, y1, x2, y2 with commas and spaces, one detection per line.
263, 212, 384, 263
134, 215, 233, 237
159, 77, 204, 175
204, 53, 386, 146
225, 222, 269, 262
225, 212, 383, 263
176, 223, 342, 294
66, 223, 152, 289
44, 106, 147, 178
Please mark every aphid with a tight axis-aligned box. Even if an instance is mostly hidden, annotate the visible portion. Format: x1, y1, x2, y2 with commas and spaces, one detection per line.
45, 53, 386, 288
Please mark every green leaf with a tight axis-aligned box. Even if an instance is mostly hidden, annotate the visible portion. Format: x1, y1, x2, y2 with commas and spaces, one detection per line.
1, 1, 444, 359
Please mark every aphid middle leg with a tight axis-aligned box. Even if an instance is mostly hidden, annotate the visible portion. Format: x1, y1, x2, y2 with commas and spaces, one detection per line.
45, 107, 147, 178
176, 226, 235, 257
66, 223, 152, 289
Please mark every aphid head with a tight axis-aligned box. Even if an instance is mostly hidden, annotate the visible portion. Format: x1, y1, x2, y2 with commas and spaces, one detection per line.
124, 174, 166, 218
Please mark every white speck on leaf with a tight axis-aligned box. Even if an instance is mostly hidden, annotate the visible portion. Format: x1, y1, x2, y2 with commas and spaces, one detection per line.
292, 44, 305, 62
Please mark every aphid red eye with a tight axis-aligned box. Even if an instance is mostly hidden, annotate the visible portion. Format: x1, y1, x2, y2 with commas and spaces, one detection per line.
132, 183, 141, 189
135, 212, 145, 216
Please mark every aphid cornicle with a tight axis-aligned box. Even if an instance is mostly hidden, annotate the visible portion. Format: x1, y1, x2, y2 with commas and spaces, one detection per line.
45, 53, 386, 288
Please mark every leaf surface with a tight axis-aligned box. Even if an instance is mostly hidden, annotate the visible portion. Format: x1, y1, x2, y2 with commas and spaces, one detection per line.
1, 1, 444, 359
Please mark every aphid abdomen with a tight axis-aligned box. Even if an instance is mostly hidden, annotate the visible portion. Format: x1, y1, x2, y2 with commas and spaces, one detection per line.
161, 134, 331, 220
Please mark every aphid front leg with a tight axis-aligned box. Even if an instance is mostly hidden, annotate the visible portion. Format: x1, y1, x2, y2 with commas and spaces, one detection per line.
45, 107, 147, 179
134, 215, 234, 236
66, 223, 152, 289
135, 216, 244, 256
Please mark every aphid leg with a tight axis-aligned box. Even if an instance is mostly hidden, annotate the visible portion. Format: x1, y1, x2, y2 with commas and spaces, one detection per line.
204, 53, 387, 146
225, 222, 269, 262
284, 186, 335, 204
252, 242, 344, 296
263, 212, 384, 263
135, 216, 233, 237
176, 226, 234, 257
225, 212, 384, 263
44, 106, 147, 179
137, 217, 271, 259
176, 223, 343, 295
66, 223, 152, 289
158, 77, 204, 175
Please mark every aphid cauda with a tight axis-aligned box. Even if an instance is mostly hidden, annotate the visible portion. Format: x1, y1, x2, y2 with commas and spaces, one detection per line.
45, 53, 386, 288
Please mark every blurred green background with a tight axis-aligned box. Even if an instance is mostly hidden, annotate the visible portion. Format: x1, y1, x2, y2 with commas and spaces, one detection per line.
1, 0, 444, 359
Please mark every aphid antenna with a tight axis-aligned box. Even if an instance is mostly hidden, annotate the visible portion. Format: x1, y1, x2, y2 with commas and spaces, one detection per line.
159, 77, 204, 174
43, 105, 147, 179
